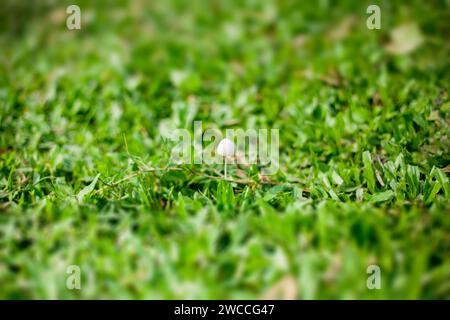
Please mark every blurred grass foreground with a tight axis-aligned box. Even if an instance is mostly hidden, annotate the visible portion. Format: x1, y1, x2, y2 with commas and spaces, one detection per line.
0, 0, 449, 299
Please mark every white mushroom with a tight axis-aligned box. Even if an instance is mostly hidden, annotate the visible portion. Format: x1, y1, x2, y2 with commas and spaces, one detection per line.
216, 138, 235, 178
216, 138, 235, 157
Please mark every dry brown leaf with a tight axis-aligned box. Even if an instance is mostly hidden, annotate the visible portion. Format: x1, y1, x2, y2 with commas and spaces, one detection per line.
47, 8, 66, 24
261, 275, 298, 300
327, 15, 355, 40
385, 23, 424, 55
292, 34, 307, 49
441, 166, 450, 173
319, 69, 343, 87
258, 174, 271, 183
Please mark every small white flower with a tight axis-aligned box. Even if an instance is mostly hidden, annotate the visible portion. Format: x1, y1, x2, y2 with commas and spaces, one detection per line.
216, 138, 235, 157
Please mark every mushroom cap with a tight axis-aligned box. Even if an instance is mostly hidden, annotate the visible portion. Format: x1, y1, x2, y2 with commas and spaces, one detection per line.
216, 138, 235, 157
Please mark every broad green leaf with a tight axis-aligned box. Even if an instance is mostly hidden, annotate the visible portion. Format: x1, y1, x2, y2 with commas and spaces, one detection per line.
363, 151, 376, 193
406, 165, 420, 199
76, 174, 100, 202
369, 190, 395, 203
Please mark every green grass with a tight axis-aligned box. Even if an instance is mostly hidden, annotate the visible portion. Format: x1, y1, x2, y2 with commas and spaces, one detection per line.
0, 0, 449, 299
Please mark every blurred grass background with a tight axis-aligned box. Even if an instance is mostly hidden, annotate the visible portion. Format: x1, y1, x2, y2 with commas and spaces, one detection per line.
0, 0, 449, 299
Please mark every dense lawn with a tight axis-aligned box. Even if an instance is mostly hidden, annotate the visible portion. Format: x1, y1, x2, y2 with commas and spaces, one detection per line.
0, 0, 449, 299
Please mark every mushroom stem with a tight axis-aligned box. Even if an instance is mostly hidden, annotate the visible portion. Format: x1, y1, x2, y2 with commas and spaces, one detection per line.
216, 138, 235, 180
224, 157, 227, 179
